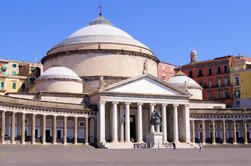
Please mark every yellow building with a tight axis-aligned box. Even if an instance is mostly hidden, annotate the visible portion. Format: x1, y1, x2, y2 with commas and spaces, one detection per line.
0, 59, 42, 95
230, 56, 251, 108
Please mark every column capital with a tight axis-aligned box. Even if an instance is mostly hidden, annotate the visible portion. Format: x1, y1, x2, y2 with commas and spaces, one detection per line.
125, 102, 131, 105
137, 103, 143, 106
112, 101, 119, 105
173, 104, 179, 107
162, 103, 168, 107
150, 103, 156, 106
99, 101, 106, 104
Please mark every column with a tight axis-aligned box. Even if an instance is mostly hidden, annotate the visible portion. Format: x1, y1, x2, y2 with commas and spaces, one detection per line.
52, 115, 57, 144
184, 104, 191, 143
173, 104, 179, 143
212, 120, 216, 144
63, 116, 67, 145
1, 111, 5, 144
202, 120, 205, 144
191, 120, 195, 143
244, 120, 248, 144
150, 103, 155, 133
85, 117, 89, 145
111, 102, 118, 142
98, 101, 106, 143
222, 120, 226, 144
161, 104, 167, 143
11, 112, 15, 144
42, 115, 46, 144
125, 103, 130, 142
233, 120, 237, 144
31, 114, 36, 144
21, 113, 25, 144
74, 117, 78, 144
119, 104, 124, 142
137, 103, 143, 143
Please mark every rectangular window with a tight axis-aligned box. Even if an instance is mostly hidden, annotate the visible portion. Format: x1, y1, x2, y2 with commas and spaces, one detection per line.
209, 79, 213, 88
199, 80, 203, 86
12, 71, 16, 75
217, 78, 221, 87
207, 91, 213, 100
162, 65, 165, 72
217, 90, 222, 99
2, 71, 5, 75
224, 77, 228, 86
12, 64, 17, 68
217, 66, 221, 74
198, 69, 203, 77
189, 71, 193, 78
12, 82, 16, 89
1, 81, 4, 90
223, 89, 229, 99
234, 77, 239, 86
224, 65, 228, 73
208, 68, 212, 75
234, 89, 240, 99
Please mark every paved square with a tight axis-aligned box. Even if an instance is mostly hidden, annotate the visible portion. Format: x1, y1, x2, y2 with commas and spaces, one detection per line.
0, 145, 251, 166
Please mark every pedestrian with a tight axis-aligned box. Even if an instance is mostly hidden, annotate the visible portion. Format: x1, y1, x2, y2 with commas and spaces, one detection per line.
172, 142, 176, 150
199, 142, 203, 151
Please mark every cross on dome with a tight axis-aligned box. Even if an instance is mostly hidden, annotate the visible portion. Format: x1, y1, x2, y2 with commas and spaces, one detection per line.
99, 5, 103, 16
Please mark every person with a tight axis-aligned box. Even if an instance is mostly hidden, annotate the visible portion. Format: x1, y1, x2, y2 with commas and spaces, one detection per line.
199, 142, 203, 151
172, 142, 176, 150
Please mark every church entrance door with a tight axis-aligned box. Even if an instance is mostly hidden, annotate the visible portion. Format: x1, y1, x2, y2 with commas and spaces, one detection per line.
130, 115, 136, 142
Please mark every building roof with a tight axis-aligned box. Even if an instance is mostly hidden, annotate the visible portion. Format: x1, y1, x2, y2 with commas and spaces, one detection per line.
168, 72, 202, 89
53, 14, 151, 51
37, 66, 81, 81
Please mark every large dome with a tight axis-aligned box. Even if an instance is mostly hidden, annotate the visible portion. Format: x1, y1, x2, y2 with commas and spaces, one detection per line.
55, 24, 150, 50
41, 13, 159, 93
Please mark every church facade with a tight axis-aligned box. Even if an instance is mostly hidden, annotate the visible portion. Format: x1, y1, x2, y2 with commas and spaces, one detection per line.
0, 12, 251, 148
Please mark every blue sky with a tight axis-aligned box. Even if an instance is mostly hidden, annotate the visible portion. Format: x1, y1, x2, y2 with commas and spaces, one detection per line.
0, 0, 250, 66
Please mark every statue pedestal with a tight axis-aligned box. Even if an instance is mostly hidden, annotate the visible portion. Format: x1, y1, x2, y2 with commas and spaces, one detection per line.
146, 132, 163, 148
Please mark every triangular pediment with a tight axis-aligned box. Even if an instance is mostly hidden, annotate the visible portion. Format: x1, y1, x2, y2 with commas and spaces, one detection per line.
102, 74, 190, 96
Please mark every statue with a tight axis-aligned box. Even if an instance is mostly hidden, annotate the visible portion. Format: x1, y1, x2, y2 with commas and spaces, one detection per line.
150, 109, 161, 126
143, 59, 148, 74
98, 75, 104, 89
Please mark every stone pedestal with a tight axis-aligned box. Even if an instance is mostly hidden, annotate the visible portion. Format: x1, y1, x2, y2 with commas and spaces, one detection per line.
146, 132, 163, 148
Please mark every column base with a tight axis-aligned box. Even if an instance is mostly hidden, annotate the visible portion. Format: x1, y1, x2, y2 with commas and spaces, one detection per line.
212, 142, 216, 145
222, 142, 227, 144
244, 142, 248, 145
63, 142, 68, 145
32, 142, 36, 145
74, 142, 78, 145
11, 142, 16, 145
1, 141, 6, 144
233, 142, 237, 145
53, 142, 57, 145
85, 143, 89, 145
21, 142, 26, 145
42, 142, 47, 145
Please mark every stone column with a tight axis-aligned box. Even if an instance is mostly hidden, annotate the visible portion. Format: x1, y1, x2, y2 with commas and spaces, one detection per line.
233, 120, 237, 144
85, 117, 89, 145
212, 120, 216, 144
111, 102, 118, 143
244, 120, 248, 144
184, 104, 190, 143
161, 104, 167, 143
98, 101, 106, 143
173, 104, 179, 143
125, 103, 130, 142
21, 113, 26, 144
191, 120, 195, 143
42, 115, 46, 144
74, 117, 78, 144
31, 114, 36, 144
1, 111, 5, 144
63, 116, 67, 145
11, 112, 16, 144
150, 103, 155, 133
52, 115, 57, 144
222, 120, 226, 144
137, 103, 143, 143
119, 104, 124, 142
202, 120, 205, 144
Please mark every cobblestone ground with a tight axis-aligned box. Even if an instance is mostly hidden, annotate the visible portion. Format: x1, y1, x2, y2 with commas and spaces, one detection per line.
0, 145, 251, 166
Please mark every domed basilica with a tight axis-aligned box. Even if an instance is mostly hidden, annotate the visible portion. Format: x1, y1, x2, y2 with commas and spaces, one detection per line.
1, 11, 250, 148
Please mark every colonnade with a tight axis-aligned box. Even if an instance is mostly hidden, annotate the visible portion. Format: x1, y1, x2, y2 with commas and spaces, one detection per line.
191, 119, 249, 144
0, 111, 89, 145
98, 101, 190, 144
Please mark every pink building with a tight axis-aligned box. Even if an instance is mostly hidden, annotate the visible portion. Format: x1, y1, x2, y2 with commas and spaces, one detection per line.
158, 62, 176, 81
